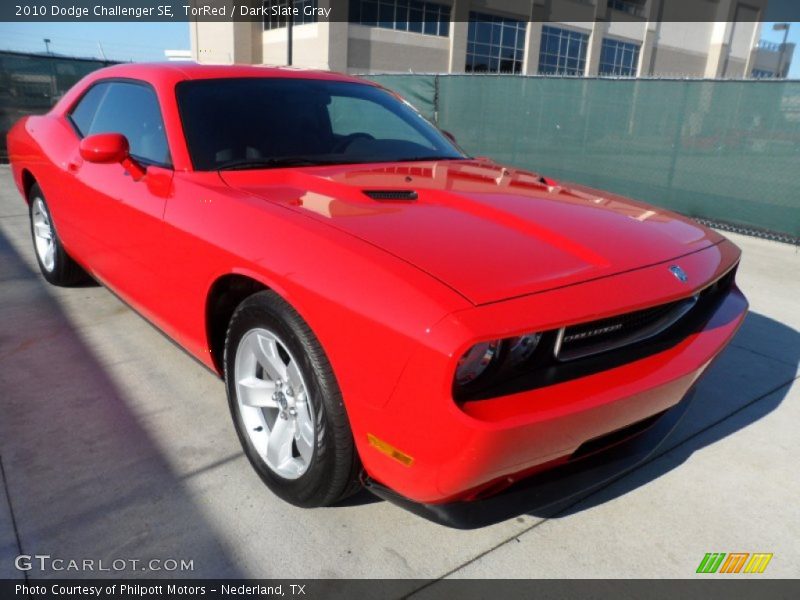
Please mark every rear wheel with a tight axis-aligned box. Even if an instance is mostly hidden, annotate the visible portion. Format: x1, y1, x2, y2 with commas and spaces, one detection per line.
28, 184, 87, 286
224, 290, 361, 507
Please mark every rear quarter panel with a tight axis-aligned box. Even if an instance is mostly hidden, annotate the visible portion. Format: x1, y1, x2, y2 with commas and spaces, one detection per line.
7, 113, 89, 258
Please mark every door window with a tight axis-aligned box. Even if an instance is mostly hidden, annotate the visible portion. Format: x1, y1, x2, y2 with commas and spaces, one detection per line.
70, 81, 171, 166
69, 82, 111, 137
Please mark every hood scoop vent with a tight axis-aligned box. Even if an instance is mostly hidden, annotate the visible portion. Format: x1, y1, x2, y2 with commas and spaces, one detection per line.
363, 189, 418, 201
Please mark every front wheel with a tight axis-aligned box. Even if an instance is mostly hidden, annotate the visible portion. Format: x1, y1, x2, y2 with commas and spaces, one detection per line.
224, 291, 361, 507
28, 184, 87, 286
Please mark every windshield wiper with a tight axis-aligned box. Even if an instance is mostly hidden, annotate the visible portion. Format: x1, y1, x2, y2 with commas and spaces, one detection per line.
216, 157, 328, 171
391, 156, 467, 163
217, 155, 469, 170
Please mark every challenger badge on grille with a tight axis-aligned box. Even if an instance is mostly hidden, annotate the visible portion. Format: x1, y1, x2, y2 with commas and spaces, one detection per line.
563, 323, 624, 343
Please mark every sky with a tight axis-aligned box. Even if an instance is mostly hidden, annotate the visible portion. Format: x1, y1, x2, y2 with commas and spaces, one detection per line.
0, 19, 797, 77
760, 22, 800, 78
0, 22, 190, 62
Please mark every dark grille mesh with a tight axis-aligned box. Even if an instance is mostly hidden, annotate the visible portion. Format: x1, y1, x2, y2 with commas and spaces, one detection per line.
561, 299, 686, 355
558, 268, 734, 360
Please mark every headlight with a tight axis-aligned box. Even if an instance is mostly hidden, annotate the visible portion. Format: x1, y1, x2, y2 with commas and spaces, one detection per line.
454, 331, 544, 393
507, 333, 542, 366
455, 340, 500, 386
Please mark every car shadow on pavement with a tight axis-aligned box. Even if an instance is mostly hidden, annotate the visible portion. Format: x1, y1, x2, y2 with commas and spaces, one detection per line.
330, 486, 383, 507
0, 229, 244, 578
530, 310, 798, 520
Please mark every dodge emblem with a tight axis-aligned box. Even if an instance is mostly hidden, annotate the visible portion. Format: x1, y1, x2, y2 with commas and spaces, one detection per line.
669, 265, 688, 283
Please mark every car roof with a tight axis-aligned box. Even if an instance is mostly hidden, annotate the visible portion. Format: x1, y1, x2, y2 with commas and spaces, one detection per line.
85, 61, 365, 85
51, 62, 383, 172
54, 61, 377, 119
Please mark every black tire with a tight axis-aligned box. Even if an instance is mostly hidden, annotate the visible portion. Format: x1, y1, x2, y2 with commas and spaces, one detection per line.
28, 183, 87, 286
224, 290, 362, 507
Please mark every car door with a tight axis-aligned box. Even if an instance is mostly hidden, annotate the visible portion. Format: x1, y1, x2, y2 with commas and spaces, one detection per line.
66, 80, 174, 319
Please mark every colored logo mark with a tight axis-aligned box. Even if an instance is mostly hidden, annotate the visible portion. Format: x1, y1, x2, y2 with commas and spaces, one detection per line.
696, 553, 773, 574
669, 264, 689, 283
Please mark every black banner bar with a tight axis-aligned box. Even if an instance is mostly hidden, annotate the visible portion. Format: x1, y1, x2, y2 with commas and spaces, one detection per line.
2, 0, 800, 23
2, 579, 800, 600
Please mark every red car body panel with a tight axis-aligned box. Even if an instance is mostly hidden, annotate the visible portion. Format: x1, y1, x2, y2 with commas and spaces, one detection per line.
221, 163, 723, 305
367, 241, 744, 501
7, 63, 747, 506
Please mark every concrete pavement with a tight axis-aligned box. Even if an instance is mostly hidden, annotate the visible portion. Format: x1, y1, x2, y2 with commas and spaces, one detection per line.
0, 165, 797, 581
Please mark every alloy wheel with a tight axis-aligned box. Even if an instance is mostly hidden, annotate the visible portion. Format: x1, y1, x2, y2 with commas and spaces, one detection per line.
31, 197, 55, 272
234, 328, 316, 479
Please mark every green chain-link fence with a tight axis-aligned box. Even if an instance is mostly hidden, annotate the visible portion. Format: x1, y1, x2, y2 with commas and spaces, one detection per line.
1, 54, 797, 239
367, 74, 800, 240
0, 51, 117, 161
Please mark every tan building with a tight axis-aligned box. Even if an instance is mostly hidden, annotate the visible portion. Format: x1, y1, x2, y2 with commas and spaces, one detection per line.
190, 0, 788, 79
750, 39, 795, 78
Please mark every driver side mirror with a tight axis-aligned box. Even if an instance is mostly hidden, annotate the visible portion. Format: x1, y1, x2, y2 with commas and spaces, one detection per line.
79, 133, 146, 181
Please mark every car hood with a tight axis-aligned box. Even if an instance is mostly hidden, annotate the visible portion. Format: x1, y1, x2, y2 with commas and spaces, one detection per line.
221, 159, 723, 305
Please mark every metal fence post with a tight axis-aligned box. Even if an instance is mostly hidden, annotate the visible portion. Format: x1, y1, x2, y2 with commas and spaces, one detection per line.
433, 74, 440, 126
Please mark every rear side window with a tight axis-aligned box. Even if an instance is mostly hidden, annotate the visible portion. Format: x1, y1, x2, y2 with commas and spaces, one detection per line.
71, 81, 171, 166
69, 83, 110, 137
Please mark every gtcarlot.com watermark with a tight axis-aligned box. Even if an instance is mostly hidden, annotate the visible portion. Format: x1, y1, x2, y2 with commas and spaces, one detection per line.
15, 554, 194, 573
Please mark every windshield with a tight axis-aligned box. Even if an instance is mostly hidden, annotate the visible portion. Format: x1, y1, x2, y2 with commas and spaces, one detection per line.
176, 78, 466, 171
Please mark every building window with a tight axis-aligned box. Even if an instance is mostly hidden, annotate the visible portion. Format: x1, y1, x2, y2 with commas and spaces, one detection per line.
599, 38, 640, 77
607, 0, 646, 18
756, 40, 782, 52
349, 0, 451, 37
263, 0, 318, 30
538, 25, 589, 76
751, 69, 776, 79
466, 12, 527, 74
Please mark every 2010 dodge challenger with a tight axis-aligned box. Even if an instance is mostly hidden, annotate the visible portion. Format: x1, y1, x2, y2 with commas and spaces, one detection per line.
7, 63, 748, 526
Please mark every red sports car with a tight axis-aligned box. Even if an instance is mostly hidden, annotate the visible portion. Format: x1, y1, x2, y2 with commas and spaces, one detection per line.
7, 63, 747, 526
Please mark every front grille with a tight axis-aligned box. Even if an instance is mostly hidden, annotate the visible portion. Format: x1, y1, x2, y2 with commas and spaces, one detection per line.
555, 296, 698, 361
455, 266, 736, 403
554, 269, 734, 362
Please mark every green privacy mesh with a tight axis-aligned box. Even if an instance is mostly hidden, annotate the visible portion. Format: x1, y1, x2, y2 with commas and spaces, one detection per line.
363, 73, 438, 121
1, 53, 797, 239
370, 74, 800, 239
0, 51, 116, 160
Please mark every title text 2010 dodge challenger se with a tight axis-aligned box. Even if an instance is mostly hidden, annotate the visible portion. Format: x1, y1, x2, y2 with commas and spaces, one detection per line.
7, 63, 747, 526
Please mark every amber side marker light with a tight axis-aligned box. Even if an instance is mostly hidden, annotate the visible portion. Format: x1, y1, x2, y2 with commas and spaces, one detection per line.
367, 434, 414, 466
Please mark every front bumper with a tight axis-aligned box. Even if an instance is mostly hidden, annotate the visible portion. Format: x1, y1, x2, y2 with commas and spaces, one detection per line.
365, 385, 697, 529
351, 240, 747, 507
